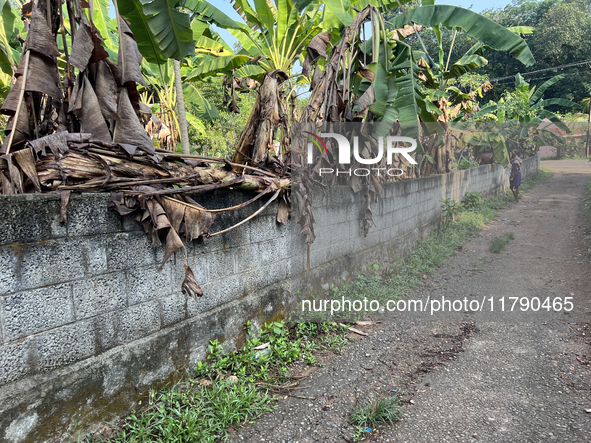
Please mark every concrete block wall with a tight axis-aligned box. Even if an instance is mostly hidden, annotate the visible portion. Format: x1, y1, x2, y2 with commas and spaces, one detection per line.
0, 153, 539, 442
296, 153, 540, 296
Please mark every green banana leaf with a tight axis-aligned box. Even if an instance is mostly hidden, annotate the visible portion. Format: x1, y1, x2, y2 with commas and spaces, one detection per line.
529, 74, 565, 104
536, 98, 577, 109
119, 0, 195, 63
93, 0, 117, 53
444, 54, 488, 80
183, 83, 219, 122
0, 0, 18, 75
324, 0, 354, 26
390, 5, 535, 67
184, 55, 250, 82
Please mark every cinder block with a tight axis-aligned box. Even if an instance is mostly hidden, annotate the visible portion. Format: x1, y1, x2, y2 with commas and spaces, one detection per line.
117, 300, 160, 343
105, 232, 156, 272
0, 246, 18, 296
2, 284, 74, 341
73, 273, 127, 320
265, 260, 291, 287
0, 194, 66, 245
127, 263, 173, 305
19, 239, 86, 290
233, 243, 260, 274
65, 194, 122, 237
250, 215, 285, 244
33, 321, 95, 372
187, 282, 218, 317
0, 340, 32, 386
259, 238, 285, 266
206, 249, 235, 282
187, 274, 244, 315
241, 268, 266, 294
160, 292, 187, 327
216, 274, 244, 304
82, 236, 107, 276
93, 311, 118, 353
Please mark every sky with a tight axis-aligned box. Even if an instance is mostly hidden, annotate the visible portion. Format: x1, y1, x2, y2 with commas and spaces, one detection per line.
212, 0, 514, 49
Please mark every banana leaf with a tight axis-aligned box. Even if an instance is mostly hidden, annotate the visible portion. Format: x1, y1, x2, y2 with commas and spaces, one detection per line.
118, 0, 195, 64
390, 5, 535, 67
183, 83, 219, 122
184, 55, 250, 82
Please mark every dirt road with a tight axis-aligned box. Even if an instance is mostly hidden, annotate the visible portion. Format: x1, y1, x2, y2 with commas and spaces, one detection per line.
232, 159, 591, 443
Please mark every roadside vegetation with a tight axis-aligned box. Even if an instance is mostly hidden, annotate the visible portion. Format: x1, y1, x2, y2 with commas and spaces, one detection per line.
83, 321, 350, 442
349, 396, 402, 441
489, 232, 515, 253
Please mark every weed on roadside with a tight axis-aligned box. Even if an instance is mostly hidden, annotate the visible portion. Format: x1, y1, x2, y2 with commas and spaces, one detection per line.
489, 232, 514, 253
350, 395, 402, 441
91, 320, 348, 442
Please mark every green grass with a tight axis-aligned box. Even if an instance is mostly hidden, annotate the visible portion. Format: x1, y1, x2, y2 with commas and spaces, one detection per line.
113, 379, 274, 443
350, 396, 402, 441
489, 232, 514, 253
86, 321, 349, 442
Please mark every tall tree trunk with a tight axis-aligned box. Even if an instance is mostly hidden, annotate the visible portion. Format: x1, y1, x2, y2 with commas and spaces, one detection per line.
174, 59, 190, 155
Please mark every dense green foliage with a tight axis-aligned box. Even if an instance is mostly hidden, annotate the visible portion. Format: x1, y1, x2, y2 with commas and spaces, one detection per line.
455, 0, 591, 110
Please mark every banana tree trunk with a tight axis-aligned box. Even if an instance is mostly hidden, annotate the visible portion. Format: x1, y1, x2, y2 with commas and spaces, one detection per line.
231, 70, 287, 171
174, 59, 190, 155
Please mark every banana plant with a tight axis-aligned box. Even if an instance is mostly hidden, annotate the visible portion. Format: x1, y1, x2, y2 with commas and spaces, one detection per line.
387, 4, 537, 172
472, 73, 576, 157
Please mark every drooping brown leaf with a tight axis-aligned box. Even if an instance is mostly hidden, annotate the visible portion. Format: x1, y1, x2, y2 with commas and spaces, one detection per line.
26, 7, 60, 57
276, 194, 290, 225
59, 190, 71, 222
146, 198, 171, 231
92, 60, 119, 122
117, 17, 147, 87
159, 227, 184, 272
113, 88, 155, 155
1, 75, 22, 115
70, 75, 112, 142
161, 197, 186, 232
4, 154, 23, 193
183, 202, 215, 242
1, 170, 15, 194
108, 191, 139, 215
13, 147, 41, 192
16, 51, 63, 99
1, 100, 31, 153
302, 32, 331, 77
181, 262, 203, 297
69, 18, 109, 71
356, 85, 375, 113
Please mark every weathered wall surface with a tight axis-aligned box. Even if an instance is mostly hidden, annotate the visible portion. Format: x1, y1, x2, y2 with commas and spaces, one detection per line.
297, 153, 540, 296
0, 153, 539, 442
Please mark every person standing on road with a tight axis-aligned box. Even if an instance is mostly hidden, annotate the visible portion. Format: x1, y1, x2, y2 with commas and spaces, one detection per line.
509, 150, 522, 203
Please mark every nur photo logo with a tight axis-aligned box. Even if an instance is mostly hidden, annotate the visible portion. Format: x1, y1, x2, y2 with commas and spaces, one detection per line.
303, 131, 418, 178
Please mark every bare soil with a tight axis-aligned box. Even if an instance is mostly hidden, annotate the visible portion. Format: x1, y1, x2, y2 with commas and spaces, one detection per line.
231, 159, 591, 442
